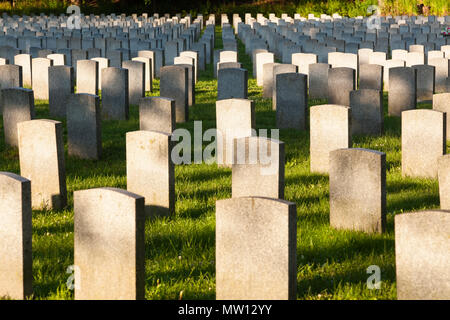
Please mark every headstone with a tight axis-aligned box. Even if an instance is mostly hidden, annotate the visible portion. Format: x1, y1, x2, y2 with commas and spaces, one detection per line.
217, 68, 248, 100
216, 98, 255, 167
49, 65, 74, 117
438, 155, 450, 210
219, 50, 238, 63
0, 172, 32, 300
276, 72, 307, 130
132, 57, 152, 92
359, 64, 383, 91
216, 197, 297, 300
329, 148, 386, 233
272, 64, 297, 109
350, 89, 384, 135
328, 67, 355, 106
101, 67, 129, 120
2, 88, 35, 147
402, 109, 446, 178
47, 53, 65, 66
76, 60, 99, 95
142, 49, 163, 78
67, 93, 102, 160
175, 63, 195, 106
232, 136, 284, 199
160, 65, 188, 123
291, 53, 317, 78
309, 63, 330, 99
388, 67, 417, 116
310, 104, 351, 173
262, 62, 280, 98
412, 64, 435, 102
405, 51, 424, 67
14, 54, 32, 87
139, 97, 175, 134
122, 60, 145, 105
18, 119, 67, 210
428, 58, 450, 93
0, 64, 23, 114
91, 57, 109, 90
433, 93, 450, 140
31, 57, 53, 99
383, 59, 405, 91
74, 187, 145, 300
164, 40, 178, 65
255, 52, 274, 86
126, 130, 174, 218
174, 55, 196, 84
395, 210, 450, 300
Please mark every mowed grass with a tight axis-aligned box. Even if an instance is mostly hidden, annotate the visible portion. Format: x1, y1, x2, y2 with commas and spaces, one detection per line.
0, 26, 447, 300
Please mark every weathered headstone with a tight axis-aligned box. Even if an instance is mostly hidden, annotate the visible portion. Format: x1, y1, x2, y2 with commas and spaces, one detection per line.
359, 64, 383, 91
388, 67, 417, 116
438, 155, 450, 210
395, 210, 450, 300
291, 52, 317, 78
47, 53, 65, 66
402, 109, 446, 178
232, 136, 285, 199
216, 197, 297, 300
18, 119, 67, 209
309, 63, 330, 99
428, 57, 450, 93
122, 60, 145, 105
175, 63, 195, 106
255, 52, 274, 86
276, 72, 307, 130
49, 65, 74, 117
216, 98, 255, 167
67, 93, 102, 160
383, 59, 405, 91
101, 67, 129, 120
139, 96, 175, 134
412, 64, 435, 102
217, 67, 248, 100
164, 41, 179, 66
310, 104, 351, 173
126, 130, 174, 218
91, 57, 109, 90
350, 89, 383, 135
160, 65, 189, 123
76, 60, 99, 95
262, 62, 280, 98
31, 57, 53, 99
74, 187, 145, 300
433, 93, 450, 140
272, 64, 297, 109
0, 172, 32, 300
328, 67, 355, 106
329, 148, 386, 233
2, 88, 35, 147
0, 64, 23, 114
14, 54, 32, 87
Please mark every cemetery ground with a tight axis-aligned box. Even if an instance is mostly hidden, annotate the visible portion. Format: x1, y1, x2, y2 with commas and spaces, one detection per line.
0, 26, 447, 300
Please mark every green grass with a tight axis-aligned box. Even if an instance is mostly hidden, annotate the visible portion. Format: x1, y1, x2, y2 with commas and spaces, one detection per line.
0, 25, 447, 300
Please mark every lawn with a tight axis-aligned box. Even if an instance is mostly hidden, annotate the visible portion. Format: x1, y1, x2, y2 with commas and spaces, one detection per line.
0, 25, 446, 300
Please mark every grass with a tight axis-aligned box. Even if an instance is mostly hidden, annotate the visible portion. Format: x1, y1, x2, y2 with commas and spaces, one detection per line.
0, 25, 447, 300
